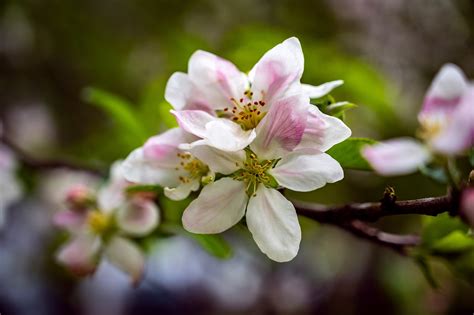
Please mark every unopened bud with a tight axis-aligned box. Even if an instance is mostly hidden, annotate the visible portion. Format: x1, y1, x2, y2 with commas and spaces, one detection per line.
469, 170, 474, 185
460, 188, 474, 227
65, 185, 95, 211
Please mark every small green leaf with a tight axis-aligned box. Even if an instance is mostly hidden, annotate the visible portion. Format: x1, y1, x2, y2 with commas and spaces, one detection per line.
126, 184, 162, 195
326, 101, 357, 119
190, 234, 233, 259
83, 87, 147, 141
159, 197, 193, 224
326, 138, 377, 170
160, 223, 233, 259
422, 213, 468, 247
414, 255, 438, 288
431, 231, 474, 254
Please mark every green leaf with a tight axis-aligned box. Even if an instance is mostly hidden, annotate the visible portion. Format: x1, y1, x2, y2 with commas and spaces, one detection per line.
431, 231, 474, 254
160, 223, 233, 259
421, 213, 468, 247
83, 87, 147, 141
326, 138, 377, 170
469, 148, 474, 167
190, 233, 233, 259
126, 184, 162, 195
414, 255, 438, 288
159, 196, 193, 224
419, 164, 448, 184
325, 101, 357, 119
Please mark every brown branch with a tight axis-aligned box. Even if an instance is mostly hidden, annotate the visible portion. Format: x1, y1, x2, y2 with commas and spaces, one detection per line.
1, 136, 105, 176
293, 191, 458, 254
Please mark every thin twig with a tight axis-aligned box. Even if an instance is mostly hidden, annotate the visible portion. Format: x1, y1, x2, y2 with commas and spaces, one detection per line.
293, 192, 456, 254
1, 136, 105, 176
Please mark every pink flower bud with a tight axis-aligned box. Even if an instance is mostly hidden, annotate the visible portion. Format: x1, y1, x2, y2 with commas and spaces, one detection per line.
460, 188, 474, 227
65, 185, 95, 211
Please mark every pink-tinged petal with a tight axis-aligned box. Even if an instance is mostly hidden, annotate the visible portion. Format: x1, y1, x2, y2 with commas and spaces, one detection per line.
203, 119, 256, 152
143, 128, 191, 167
431, 87, 474, 154
297, 105, 351, 152
105, 236, 145, 285
165, 72, 213, 112
182, 178, 248, 234
362, 138, 431, 176
189, 144, 244, 175
116, 198, 160, 236
122, 148, 182, 187
97, 161, 129, 213
53, 210, 88, 230
246, 185, 301, 262
164, 179, 200, 201
460, 188, 474, 227
188, 50, 248, 109
171, 110, 216, 138
420, 63, 468, 119
249, 37, 304, 103
56, 234, 100, 277
301, 80, 344, 99
250, 95, 307, 159
270, 149, 343, 192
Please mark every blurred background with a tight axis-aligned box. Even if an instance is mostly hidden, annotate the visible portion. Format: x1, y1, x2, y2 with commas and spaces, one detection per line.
1, 0, 474, 314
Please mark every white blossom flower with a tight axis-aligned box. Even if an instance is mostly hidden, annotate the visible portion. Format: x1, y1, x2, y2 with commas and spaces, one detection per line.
363, 64, 474, 175
0, 144, 22, 228
55, 161, 159, 283
179, 125, 347, 262
166, 37, 349, 154
122, 127, 213, 201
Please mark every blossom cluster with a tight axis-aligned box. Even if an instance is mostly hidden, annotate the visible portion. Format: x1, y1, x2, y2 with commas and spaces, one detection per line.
52, 37, 352, 281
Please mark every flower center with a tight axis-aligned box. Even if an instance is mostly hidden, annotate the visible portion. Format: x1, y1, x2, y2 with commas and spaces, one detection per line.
418, 117, 444, 141
232, 152, 276, 196
87, 211, 110, 234
220, 90, 267, 130
176, 152, 209, 184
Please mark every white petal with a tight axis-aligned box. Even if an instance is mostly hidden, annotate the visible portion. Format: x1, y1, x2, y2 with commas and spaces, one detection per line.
297, 105, 351, 152
122, 148, 181, 187
105, 236, 145, 284
142, 128, 191, 167
250, 94, 307, 159
56, 234, 100, 276
182, 178, 248, 234
171, 110, 216, 138
301, 80, 344, 99
188, 50, 248, 109
203, 119, 256, 152
432, 86, 474, 154
362, 138, 431, 176
420, 63, 468, 119
97, 161, 128, 212
165, 72, 213, 112
116, 198, 160, 236
189, 144, 244, 174
164, 179, 200, 201
270, 150, 344, 192
246, 185, 301, 262
249, 37, 304, 103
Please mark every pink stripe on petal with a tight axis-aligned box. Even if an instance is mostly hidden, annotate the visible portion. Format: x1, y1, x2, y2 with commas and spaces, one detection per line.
251, 95, 307, 159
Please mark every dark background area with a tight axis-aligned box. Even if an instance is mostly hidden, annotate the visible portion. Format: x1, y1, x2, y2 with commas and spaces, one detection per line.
1, 0, 474, 314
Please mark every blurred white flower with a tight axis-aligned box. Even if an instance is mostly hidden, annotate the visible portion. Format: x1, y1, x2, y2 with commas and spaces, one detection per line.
55, 161, 160, 283
363, 64, 474, 175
